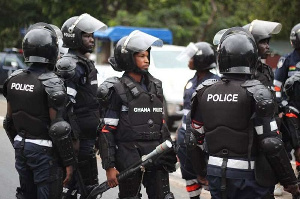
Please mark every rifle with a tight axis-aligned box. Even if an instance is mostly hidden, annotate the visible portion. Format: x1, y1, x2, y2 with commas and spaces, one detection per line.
85, 140, 173, 199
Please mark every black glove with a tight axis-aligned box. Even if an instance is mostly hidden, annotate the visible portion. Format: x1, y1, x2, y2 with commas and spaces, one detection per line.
154, 148, 177, 172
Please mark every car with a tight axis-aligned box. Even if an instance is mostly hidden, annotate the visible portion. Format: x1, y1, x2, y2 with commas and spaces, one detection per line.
0, 48, 28, 90
96, 44, 196, 128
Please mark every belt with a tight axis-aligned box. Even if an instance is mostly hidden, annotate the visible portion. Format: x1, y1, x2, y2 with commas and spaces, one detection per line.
14, 135, 53, 147
208, 156, 254, 170
136, 132, 162, 141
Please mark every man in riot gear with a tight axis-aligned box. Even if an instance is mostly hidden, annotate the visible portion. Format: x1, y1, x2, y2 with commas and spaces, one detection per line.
244, 19, 284, 197
175, 42, 220, 199
97, 30, 177, 199
56, 13, 107, 198
3, 23, 75, 199
188, 27, 300, 199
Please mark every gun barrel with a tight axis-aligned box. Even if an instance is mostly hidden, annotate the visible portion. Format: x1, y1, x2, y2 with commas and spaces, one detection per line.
142, 140, 172, 161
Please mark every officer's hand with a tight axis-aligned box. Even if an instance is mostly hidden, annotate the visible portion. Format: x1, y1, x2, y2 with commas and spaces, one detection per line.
106, 167, 119, 188
197, 175, 208, 186
63, 165, 74, 187
294, 148, 300, 162
284, 184, 300, 196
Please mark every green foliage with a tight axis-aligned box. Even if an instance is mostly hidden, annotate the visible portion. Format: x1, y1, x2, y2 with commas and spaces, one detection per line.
0, 0, 299, 49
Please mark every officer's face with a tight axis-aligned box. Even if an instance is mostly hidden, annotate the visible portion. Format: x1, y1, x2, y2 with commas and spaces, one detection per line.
134, 51, 149, 70
258, 38, 270, 59
188, 58, 195, 70
82, 32, 94, 51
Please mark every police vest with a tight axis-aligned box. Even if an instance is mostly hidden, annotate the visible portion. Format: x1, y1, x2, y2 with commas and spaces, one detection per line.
5, 69, 51, 139
194, 79, 258, 158
114, 75, 164, 142
69, 54, 99, 112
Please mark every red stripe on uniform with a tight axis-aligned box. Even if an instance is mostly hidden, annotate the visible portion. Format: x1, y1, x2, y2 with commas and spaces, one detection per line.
296, 161, 300, 166
186, 183, 201, 192
286, 113, 298, 118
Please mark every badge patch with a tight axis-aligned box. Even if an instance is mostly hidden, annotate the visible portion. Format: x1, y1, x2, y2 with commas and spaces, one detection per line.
277, 58, 285, 69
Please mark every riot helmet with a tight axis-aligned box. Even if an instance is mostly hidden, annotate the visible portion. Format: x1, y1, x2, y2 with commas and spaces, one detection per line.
61, 13, 107, 53
108, 30, 163, 73
290, 23, 300, 49
177, 42, 216, 71
50, 24, 68, 56
243, 19, 282, 43
213, 27, 258, 75
22, 23, 58, 64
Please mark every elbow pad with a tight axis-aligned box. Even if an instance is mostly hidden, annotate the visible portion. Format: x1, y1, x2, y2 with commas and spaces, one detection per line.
49, 121, 76, 166
260, 137, 297, 186
99, 126, 116, 170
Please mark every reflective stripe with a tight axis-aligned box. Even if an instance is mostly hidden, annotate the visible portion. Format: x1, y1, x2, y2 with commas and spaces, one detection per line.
273, 80, 282, 87
104, 118, 119, 126
275, 92, 282, 98
121, 105, 128, 111
186, 179, 202, 197
270, 121, 278, 131
90, 80, 98, 85
208, 156, 254, 170
183, 109, 190, 116
195, 126, 205, 134
182, 123, 186, 130
14, 135, 53, 147
255, 125, 263, 135
67, 87, 77, 97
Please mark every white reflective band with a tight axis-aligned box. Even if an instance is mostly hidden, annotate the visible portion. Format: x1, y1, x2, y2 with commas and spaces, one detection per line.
14, 135, 53, 147
182, 123, 186, 130
208, 156, 254, 170
90, 80, 98, 85
67, 87, 77, 97
270, 121, 278, 131
104, 118, 119, 126
273, 80, 282, 87
276, 92, 282, 98
195, 126, 205, 134
186, 179, 198, 186
121, 105, 128, 111
255, 125, 263, 135
183, 109, 190, 116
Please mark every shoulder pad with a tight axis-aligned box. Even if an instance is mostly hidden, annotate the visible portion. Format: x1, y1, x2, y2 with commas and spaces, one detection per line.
284, 72, 300, 96
241, 79, 262, 87
38, 72, 58, 81
195, 78, 218, 92
3, 69, 26, 97
97, 77, 120, 101
55, 55, 77, 80
252, 84, 275, 117
241, 80, 266, 95
10, 69, 25, 78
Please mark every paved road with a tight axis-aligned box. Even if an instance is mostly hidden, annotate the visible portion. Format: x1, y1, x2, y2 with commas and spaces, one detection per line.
0, 94, 294, 199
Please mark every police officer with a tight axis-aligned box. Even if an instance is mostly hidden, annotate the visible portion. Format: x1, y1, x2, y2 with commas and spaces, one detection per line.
274, 23, 300, 106
188, 27, 300, 199
3, 23, 75, 199
243, 19, 282, 88
244, 19, 283, 197
175, 42, 220, 199
97, 30, 177, 199
55, 13, 107, 197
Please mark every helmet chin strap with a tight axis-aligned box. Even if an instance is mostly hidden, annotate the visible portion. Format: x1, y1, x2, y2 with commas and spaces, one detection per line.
132, 67, 148, 74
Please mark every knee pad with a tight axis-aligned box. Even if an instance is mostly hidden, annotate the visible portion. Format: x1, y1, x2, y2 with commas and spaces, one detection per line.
155, 170, 172, 199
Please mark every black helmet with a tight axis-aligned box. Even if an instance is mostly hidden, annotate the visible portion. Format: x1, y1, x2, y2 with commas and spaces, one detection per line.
61, 13, 107, 52
177, 42, 216, 71
243, 20, 282, 43
290, 23, 300, 49
214, 27, 258, 75
108, 30, 163, 73
50, 24, 69, 56
22, 23, 58, 64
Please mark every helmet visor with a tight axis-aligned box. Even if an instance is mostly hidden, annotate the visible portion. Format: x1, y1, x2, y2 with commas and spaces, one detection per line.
176, 42, 198, 61
123, 30, 163, 52
248, 20, 282, 36
70, 13, 107, 34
